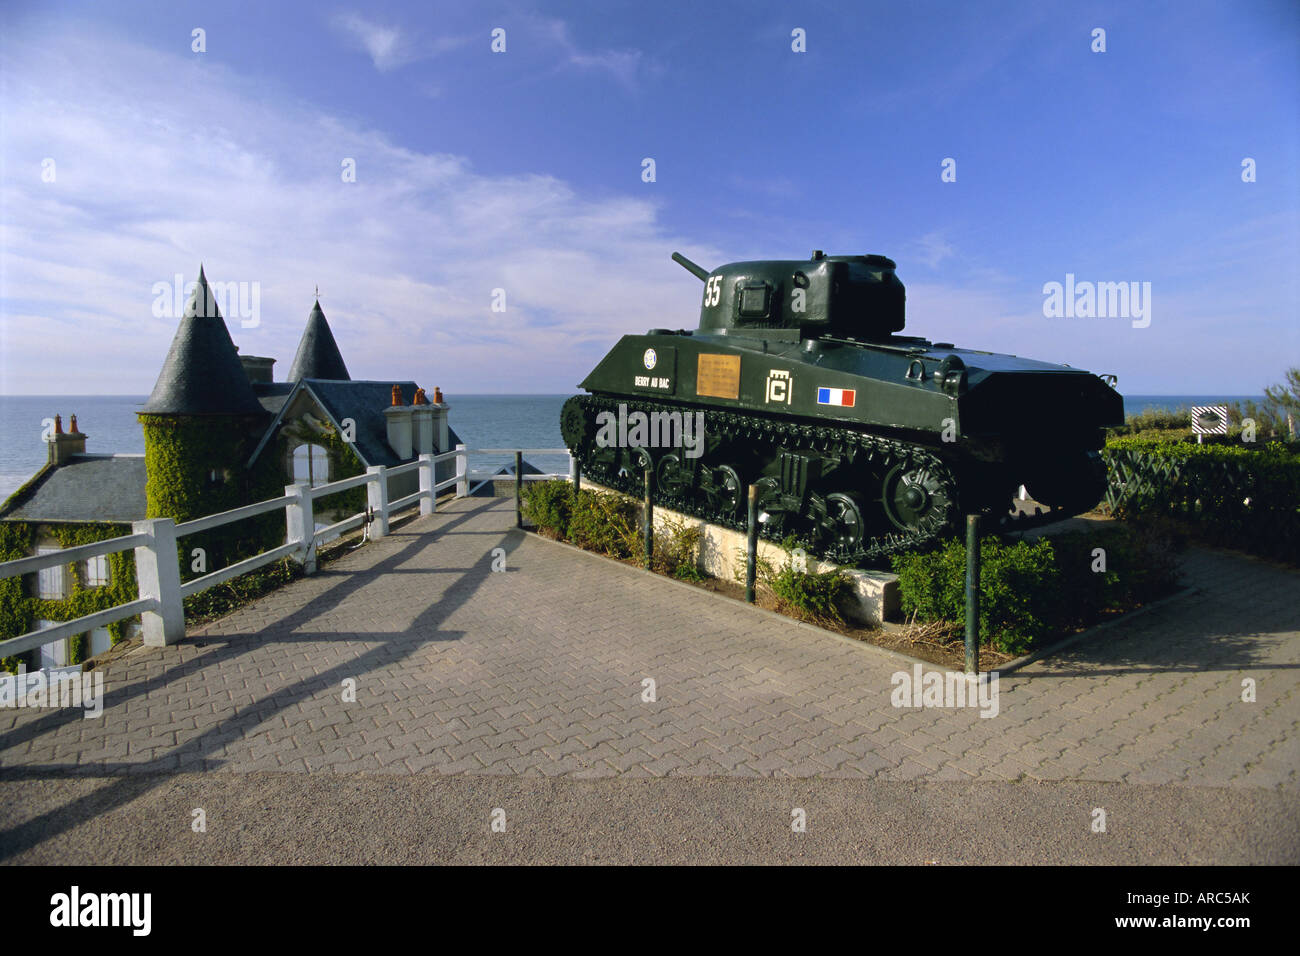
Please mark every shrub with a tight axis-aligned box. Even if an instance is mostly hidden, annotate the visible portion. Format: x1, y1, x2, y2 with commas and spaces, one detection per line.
181, 557, 303, 624
737, 545, 853, 626
564, 490, 640, 558
648, 516, 704, 581
890, 524, 1182, 656
522, 480, 574, 538
893, 537, 1061, 656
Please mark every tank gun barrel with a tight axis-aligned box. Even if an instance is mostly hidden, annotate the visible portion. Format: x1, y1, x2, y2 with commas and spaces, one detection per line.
671, 252, 710, 282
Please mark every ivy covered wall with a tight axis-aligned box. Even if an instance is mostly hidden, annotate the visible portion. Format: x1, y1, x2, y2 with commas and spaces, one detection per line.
0, 521, 139, 674
140, 413, 283, 580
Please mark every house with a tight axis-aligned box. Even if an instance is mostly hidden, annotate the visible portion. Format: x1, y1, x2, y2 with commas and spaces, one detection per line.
0, 266, 462, 671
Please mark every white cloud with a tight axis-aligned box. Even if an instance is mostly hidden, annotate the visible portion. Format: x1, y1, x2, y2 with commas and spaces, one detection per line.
0, 28, 713, 395
331, 13, 411, 71
906, 231, 957, 270
329, 12, 468, 72
529, 16, 649, 88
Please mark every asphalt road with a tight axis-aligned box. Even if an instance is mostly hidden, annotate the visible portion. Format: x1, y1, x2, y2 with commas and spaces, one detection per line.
2, 773, 1295, 865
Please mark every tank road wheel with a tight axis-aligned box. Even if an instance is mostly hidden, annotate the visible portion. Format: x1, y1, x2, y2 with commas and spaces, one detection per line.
703, 464, 743, 520
753, 476, 785, 533
812, 491, 867, 553
621, 447, 653, 485
656, 453, 691, 502
880, 462, 955, 534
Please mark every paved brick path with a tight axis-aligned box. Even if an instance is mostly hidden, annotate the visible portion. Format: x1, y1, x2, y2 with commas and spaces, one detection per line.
1, 497, 1296, 788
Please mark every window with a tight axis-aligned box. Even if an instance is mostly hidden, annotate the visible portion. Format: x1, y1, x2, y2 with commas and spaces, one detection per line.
292, 443, 330, 488
84, 555, 110, 587
36, 620, 66, 670
89, 627, 113, 657
35, 548, 65, 599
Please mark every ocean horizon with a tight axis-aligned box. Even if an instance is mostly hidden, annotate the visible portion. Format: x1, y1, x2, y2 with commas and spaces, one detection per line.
0, 392, 1266, 501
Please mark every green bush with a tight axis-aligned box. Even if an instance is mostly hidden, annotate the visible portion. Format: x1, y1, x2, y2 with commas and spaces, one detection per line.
893, 537, 1061, 655
181, 557, 303, 624
524, 481, 706, 579
566, 491, 639, 558
891, 524, 1182, 656
1103, 437, 1300, 562
648, 516, 704, 581
522, 480, 574, 537
736, 545, 853, 626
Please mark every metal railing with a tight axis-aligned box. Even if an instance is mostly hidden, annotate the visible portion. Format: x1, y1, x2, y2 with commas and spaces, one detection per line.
0, 446, 575, 657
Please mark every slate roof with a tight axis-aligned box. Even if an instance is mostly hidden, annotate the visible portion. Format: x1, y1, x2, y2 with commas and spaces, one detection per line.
0, 455, 148, 524
140, 266, 266, 416
248, 380, 464, 473
253, 382, 295, 416
286, 301, 350, 382
301, 380, 415, 468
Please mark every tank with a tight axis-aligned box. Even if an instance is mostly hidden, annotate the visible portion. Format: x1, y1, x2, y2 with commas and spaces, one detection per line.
560, 250, 1124, 564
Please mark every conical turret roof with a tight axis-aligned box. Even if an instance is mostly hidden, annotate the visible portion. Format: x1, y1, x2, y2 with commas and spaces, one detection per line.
140, 266, 265, 416
287, 299, 351, 382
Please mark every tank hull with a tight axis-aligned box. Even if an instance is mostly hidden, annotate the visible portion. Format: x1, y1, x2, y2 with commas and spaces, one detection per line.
564, 328, 1122, 565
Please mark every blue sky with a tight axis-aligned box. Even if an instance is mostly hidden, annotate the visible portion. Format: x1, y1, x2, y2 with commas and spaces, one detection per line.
1, 0, 1296, 395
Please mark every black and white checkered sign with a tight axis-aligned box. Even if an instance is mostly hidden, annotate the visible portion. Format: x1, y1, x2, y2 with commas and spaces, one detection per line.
1191, 405, 1229, 435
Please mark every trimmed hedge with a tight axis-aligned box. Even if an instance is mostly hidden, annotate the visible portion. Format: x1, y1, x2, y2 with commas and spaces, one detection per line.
1103, 437, 1300, 563
891, 524, 1181, 656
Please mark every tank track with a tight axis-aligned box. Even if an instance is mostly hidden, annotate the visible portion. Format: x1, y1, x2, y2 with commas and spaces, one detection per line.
567, 394, 972, 566
565, 394, 1071, 565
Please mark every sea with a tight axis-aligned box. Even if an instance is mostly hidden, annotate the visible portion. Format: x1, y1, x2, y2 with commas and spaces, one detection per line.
0, 392, 1264, 501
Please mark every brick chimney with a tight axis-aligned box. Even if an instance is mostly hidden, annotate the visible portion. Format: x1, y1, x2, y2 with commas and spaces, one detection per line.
386, 385, 451, 458
238, 354, 276, 384
384, 386, 413, 459
47, 413, 86, 465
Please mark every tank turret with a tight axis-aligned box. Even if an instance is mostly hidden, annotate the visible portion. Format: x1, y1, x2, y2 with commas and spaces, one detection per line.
674, 250, 905, 340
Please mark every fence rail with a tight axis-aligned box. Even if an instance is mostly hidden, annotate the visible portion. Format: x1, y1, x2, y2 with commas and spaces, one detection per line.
0, 447, 575, 660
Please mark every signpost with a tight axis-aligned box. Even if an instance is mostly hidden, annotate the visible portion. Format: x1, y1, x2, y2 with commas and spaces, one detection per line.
1191, 405, 1229, 445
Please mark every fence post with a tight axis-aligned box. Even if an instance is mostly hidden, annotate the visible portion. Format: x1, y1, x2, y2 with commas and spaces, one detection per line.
515, 451, 524, 529
285, 482, 316, 574
132, 518, 185, 647
643, 467, 653, 568
367, 465, 389, 539
455, 443, 468, 498
745, 485, 758, 603
419, 453, 436, 516
965, 514, 980, 674
570, 453, 581, 496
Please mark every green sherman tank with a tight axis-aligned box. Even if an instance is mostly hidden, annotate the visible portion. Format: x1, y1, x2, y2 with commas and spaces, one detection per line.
560, 250, 1124, 564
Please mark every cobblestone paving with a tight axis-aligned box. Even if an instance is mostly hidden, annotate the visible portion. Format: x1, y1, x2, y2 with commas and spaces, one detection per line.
1, 497, 1296, 787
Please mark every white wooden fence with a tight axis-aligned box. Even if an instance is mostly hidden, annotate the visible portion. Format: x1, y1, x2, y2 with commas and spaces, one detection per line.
0, 446, 572, 656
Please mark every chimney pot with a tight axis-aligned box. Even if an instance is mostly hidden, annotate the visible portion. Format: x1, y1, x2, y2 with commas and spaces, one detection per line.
54, 414, 63, 435
70, 414, 79, 434
391, 384, 402, 406
433, 387, 444, 405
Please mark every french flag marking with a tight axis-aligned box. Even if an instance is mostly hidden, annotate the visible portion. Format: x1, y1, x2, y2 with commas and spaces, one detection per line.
817, 387, 856, 407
